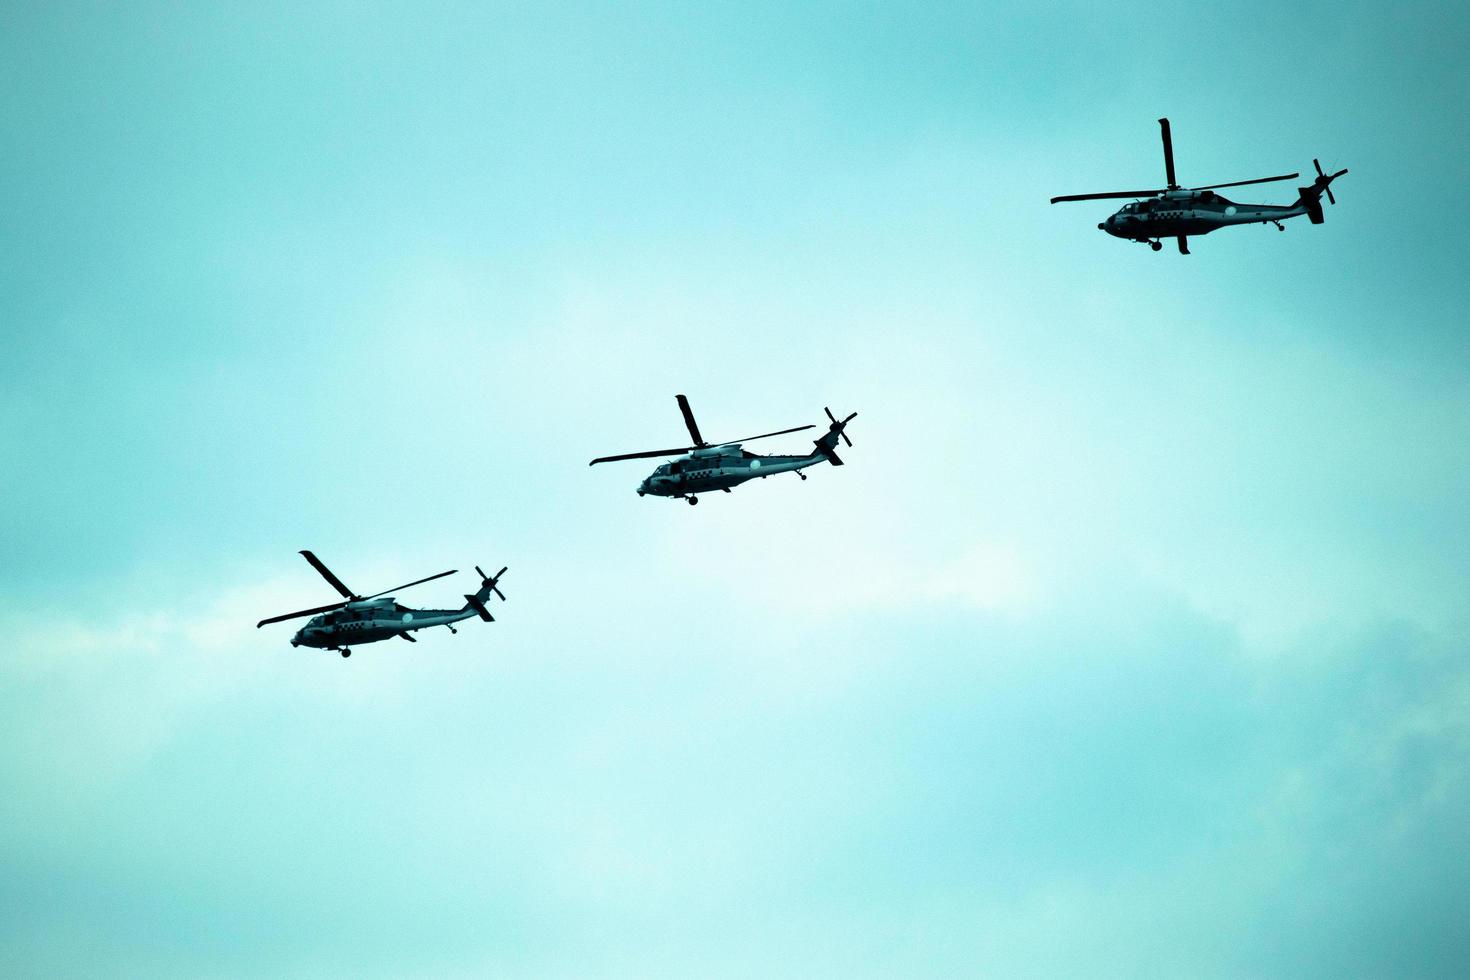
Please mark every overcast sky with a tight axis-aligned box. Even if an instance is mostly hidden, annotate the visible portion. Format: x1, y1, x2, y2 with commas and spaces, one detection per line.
4, 2, 1469, 976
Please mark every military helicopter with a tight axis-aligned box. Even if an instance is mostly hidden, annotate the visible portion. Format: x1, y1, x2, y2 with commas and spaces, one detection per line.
589, 394, 857, 505
1050, 118, 1347, 254
256, 550, 507, 658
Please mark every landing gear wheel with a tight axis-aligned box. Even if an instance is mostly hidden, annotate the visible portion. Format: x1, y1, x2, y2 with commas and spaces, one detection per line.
341, 648, 351, 658
1149, 240, 1162, 252
687, 495, 698, 506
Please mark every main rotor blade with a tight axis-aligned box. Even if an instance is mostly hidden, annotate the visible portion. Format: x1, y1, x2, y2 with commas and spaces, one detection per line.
1194, 173, 1299, 191
257, 600, 349, 628
1050, 189, 1165, 203
1159, 117, 1177, 187
299, 550, 355, 599
361, 569, 457, 601
715, 424, 815, 447
590, 446, 697, 465
676, 394, 705, 447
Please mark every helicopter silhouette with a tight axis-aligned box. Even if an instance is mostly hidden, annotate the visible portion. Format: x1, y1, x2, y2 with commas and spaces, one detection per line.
256, 550, 507, 658
590, 394, 857, 505
1050, 118, 1347, 254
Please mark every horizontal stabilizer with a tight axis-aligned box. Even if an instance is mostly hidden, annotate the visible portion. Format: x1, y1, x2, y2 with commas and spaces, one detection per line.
1302, 192, 1325, 224
464, 595, 494, 622
816, 443, 844, 466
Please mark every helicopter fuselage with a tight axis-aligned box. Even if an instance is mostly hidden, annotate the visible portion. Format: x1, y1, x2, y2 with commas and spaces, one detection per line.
637, 445, 824, 499
257, 551, 506, 658
592, 396, 855, 504
1100, 191, 1306, 242
290, 598, 477, 650
1052, 118, 1345, 253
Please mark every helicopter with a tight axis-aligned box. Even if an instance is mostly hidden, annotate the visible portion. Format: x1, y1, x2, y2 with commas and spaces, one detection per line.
256, 550, 507, 658
589, 394, 857, 505
1050, 117, 1347, 254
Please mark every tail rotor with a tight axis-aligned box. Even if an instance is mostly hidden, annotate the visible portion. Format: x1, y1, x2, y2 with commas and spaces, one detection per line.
825, 407, 855, 447
476, 565, 508, 601
463, 565, 508, 622
814, 407, 857, 465
1313, 158, 1347, 205
1298, 158, 1347, 224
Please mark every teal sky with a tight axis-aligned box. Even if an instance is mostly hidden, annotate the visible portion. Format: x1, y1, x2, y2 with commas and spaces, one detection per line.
4, 2, 1469, 976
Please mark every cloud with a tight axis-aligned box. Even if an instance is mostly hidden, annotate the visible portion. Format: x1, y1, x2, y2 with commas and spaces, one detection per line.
6, 570, 1469, 977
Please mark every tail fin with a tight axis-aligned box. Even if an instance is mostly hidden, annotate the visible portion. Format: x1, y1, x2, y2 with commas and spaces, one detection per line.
462, 565, 508, 622
813, 407, 856, 466
1297, 158, 1347, 224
